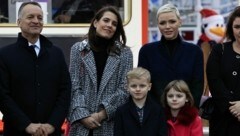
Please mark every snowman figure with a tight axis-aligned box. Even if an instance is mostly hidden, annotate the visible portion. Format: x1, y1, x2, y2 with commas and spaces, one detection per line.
198, 8, 225, 46
197, 8, 225, 97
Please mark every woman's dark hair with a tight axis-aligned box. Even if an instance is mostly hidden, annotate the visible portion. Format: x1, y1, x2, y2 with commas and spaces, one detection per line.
88, 6, 126, 54
226, 6, 240, 41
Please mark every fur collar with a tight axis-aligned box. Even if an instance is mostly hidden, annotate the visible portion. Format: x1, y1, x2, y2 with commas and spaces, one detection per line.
166, 105, 199, 125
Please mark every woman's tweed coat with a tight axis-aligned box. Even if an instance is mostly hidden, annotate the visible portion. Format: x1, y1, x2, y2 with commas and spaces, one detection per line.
68, 39, 133, 136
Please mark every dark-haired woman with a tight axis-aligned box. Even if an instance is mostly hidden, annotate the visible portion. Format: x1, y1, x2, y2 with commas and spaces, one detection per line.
68, 6, 133, 136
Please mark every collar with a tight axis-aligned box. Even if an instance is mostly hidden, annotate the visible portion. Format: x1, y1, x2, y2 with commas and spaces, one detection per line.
17, 33, 52, 48
160, 34, 182, 45
166, 105, 198, 125
28, 38, 40, 49
81, 39, 122, 56
129, 95, 150, 109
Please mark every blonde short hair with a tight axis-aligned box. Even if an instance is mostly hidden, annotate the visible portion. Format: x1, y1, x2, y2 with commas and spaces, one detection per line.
127, 67, 151, 83
156, 3, 181, 19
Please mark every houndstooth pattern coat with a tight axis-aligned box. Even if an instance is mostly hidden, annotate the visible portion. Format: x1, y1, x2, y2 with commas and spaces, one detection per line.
68, 39, 133, 136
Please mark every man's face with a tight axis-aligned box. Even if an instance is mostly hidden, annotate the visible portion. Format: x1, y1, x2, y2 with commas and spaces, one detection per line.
17, 4, 43, 38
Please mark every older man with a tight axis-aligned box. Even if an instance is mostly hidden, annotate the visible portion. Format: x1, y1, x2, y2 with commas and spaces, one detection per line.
0, 2, 71, 136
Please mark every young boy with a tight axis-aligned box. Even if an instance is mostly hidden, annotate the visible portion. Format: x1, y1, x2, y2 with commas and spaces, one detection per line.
114, 67, 167, 136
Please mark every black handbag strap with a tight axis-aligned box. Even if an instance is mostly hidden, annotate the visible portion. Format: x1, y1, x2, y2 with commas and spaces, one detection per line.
221, 43, 224, 55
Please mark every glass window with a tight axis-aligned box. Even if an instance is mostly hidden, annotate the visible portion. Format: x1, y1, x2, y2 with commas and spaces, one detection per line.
0, 0, 131, 26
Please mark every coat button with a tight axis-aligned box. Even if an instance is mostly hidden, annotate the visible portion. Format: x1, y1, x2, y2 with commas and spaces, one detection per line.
232, 71, 237, 76
236, 55, 240, 59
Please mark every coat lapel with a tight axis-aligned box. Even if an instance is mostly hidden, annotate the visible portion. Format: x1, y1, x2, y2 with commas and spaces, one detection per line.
98, 54, 120, 93
142, 97, 153, 125
129, 99, 141, 123
38, 45, 47, 58
82, 51, 97, 89
38, 36, 52, 58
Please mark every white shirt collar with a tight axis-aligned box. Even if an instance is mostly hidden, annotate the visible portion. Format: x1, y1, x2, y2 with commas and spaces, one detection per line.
28, 38, 40, 49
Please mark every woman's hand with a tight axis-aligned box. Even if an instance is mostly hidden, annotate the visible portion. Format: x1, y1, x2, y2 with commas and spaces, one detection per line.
80, 116, 101, 129
97, 109, 107, 122
229, 101, 240, 118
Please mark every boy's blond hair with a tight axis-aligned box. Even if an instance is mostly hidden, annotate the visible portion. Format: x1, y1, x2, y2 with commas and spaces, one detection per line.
127, 67, 151, 83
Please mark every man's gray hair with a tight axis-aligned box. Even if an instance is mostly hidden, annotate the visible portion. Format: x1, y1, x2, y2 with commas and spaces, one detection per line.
18, 1, 42, 18
156, 3, 181, 20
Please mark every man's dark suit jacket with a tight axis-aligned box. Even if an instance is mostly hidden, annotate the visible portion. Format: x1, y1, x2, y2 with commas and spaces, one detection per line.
0, 33, 71, 136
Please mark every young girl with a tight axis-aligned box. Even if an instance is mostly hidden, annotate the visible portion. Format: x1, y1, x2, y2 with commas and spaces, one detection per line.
161, 80, 203, 136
